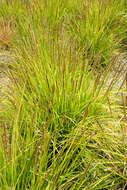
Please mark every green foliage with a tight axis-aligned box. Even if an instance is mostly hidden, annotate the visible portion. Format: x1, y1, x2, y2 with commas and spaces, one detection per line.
0, 0, 127, 189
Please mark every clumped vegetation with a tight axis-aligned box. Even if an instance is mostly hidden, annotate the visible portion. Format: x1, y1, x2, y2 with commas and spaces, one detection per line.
0, 0, 127, 189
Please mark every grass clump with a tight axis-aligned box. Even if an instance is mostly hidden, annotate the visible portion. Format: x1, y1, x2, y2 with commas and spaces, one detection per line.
69, 0, 127, 66
0, 0, 127, 189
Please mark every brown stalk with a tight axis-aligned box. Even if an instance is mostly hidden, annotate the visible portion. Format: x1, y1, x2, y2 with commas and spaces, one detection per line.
121, 93, 127, 119
69, 40, 72, 72
52, 38, 55, 66
57, 24, 61, 72
62, 30, 66, 103
55, 80, 59, 100
82, 102, 91, 119
73, 40, 77, 75
35, 142, 42, 171
45, 73, 50, 93
93, 71, 101, 97
2, 122, 10, 163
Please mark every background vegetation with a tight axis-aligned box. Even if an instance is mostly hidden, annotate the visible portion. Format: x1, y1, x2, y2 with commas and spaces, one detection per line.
0, 0, 127, 189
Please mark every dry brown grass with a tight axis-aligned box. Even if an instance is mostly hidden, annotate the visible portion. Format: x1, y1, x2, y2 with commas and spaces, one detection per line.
0, 17, 14, 49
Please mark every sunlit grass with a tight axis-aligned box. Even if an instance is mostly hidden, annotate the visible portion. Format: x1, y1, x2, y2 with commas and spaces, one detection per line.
0, 0, 127, 189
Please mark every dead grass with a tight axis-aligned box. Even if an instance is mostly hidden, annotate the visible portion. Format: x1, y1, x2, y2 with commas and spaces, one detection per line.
0, 17, 14, 49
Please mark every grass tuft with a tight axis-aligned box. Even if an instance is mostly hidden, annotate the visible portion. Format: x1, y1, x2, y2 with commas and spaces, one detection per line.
0, 0, 127, 189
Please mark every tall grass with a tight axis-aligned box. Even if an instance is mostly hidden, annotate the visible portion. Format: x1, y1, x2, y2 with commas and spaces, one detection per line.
0, 0, 127, 189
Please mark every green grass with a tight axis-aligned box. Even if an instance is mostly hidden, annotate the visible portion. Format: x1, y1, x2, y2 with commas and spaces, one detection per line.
0, 0, 127, 189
